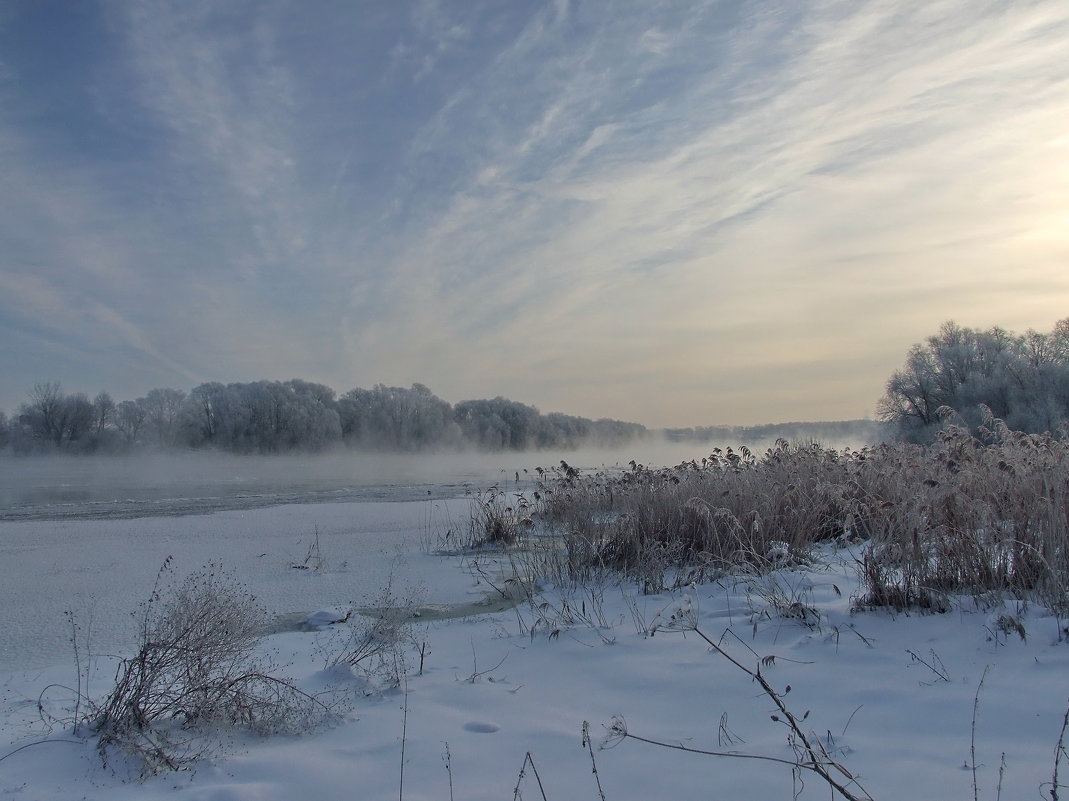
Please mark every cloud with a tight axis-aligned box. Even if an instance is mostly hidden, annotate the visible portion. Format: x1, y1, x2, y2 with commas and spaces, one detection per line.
0, 0, 1066, 424
339, 0, 1069, 423
122, 0, 307, 266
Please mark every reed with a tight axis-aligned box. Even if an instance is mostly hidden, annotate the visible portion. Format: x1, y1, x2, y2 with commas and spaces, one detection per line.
520, 416, 1069, 611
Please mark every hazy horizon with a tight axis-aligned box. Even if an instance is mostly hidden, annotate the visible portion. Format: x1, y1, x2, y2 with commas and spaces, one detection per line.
0, 376, 888, 431
2, 2, 1067, 427
0, 425, 882, 521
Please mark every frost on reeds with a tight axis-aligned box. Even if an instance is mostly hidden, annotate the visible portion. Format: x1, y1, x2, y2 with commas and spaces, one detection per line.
527, 413, 1069, 612
851, 414, 1069, 612
430, 487, 535, 552
466, 486, 532, 548
532, 445, 856, 593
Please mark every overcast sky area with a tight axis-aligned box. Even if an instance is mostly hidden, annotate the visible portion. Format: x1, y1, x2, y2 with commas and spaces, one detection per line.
1, 1, 1067, 427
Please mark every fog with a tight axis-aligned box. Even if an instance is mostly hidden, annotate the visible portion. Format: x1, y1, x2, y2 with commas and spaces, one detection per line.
0, 433, 879, 668
0, 431, 879, 522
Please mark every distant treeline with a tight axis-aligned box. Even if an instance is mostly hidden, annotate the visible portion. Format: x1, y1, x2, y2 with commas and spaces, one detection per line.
0, 380, 648, 455
662, 419, 887, 447
879, 318, 1069, 443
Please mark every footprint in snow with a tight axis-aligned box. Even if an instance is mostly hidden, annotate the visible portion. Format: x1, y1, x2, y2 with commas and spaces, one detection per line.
463, 721, 501, 733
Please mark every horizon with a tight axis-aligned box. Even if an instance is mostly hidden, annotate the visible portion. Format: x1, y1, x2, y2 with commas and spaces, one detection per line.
2, 2, 1067, 427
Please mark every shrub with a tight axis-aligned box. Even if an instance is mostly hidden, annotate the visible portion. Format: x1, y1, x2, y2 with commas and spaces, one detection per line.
328, 573, 417, 690
89, 560, 330, 774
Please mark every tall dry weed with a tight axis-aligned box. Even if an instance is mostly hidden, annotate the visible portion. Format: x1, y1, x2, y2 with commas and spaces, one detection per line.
524, 424, 1069, 609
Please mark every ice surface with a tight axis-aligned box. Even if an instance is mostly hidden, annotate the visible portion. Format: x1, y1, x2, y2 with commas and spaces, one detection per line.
0, 497, 478, 672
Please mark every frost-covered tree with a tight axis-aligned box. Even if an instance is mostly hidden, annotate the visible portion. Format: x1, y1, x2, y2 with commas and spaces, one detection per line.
187, 382, 228, 445
8, 378, 647, 454
114, 399, 147, 446
92, 392, 116, 436
181, 381, 341, 453
141, 388, 187, 447
338, 384, 457, 450
453, 397, 542, 450
879, 319, 1069, 442
16, 383, 95, 451
20, 381, 65, 447
283, 379, 342, 450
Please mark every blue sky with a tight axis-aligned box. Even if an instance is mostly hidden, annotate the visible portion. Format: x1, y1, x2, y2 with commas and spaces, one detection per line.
1, 0, 1067, 427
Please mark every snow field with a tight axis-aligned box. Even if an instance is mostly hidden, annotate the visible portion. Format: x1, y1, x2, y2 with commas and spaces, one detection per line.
3, 503, 1069, 800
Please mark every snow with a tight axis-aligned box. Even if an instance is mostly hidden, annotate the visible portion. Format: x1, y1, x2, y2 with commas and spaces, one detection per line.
302, 608, 353, 630
0, 498, 474, 672
3, 496, 1069, 800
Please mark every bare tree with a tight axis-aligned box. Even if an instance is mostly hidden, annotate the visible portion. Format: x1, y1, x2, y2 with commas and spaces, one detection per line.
60, 393, 94, 448
92, 392, 116, 436
141, 388, 187, 448
22, 381, 65, 447
17, 383, 93, 450
114, 400, 148, 446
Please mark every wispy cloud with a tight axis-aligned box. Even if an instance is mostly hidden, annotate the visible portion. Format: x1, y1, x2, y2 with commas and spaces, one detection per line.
122, 0, 306, 267
349, 0, 1069, 423
0, 0, 1066, 424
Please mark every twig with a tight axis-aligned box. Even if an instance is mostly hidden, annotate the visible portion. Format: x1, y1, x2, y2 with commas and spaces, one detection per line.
1050, 700, 1069, 801
842, 704, 864, 737
465, 643, 509, 683
971, 666, 990, 801
418, 641, 428, 676
66, 610, 83, 725
467, 558, 509, 598
37, 683, 83, 730
443, 742, 454, 801
996, 751, 1006, 801
906, 648, 950, 683
606, 717, 835, 770
582, 721, 608, 801
632, 624, 868, 799
513, 751, 549, 801
0, 738, 84, 764
847, 625, 875, 648
399, 678, 409, 801
719, 711, 745, 746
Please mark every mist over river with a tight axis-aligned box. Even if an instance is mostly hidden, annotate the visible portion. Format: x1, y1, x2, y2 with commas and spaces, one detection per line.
0, 440, 806, 522
0, 437, 873, 671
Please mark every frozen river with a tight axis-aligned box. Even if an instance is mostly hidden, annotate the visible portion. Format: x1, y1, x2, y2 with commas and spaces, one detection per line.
0, 451, 539, 521
0, 495, 483, 672
0, 440, 854, 672
0, 445, 709, 672
0, 438, 871, 522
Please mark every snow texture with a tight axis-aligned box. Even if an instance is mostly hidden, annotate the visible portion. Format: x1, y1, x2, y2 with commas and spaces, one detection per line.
3, 497, 1069, 800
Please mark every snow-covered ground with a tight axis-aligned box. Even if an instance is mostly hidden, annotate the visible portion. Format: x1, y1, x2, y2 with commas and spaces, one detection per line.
3, 495, 1069, 800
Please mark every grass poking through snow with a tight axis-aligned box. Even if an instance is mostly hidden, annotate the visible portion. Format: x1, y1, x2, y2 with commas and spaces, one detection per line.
517, 415, 1068, 614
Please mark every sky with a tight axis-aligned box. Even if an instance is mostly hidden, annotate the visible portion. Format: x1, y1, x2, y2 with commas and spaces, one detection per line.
1, 0, 1067, 428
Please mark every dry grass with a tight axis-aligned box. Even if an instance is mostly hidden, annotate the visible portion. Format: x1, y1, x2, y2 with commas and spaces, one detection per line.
455, 487, 534, 549
328, 573, 417, 690
518, 416, 1069, 612
89, 562, 331, 773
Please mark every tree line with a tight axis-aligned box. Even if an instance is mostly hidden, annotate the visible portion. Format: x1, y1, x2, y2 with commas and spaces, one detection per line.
7, 317, 1060, 454
878, 318, 1069, 442
1, 380, 648, 455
